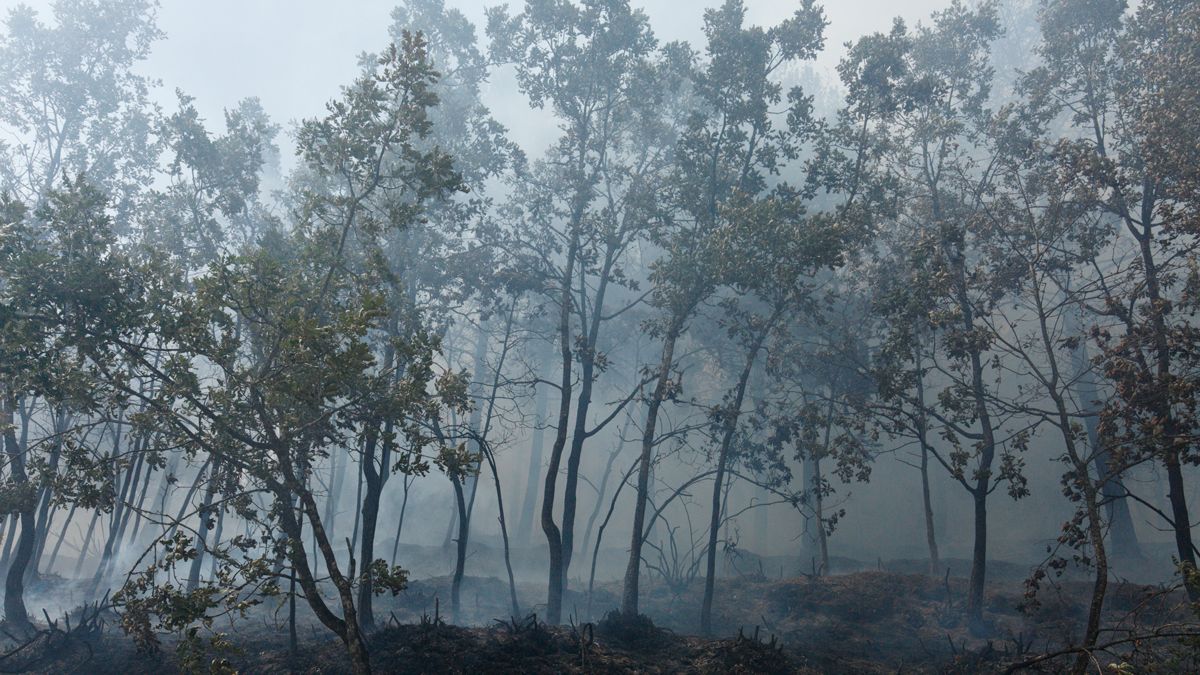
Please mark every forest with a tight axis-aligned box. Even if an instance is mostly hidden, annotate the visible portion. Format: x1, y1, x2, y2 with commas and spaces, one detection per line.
0, 0, 1199, 672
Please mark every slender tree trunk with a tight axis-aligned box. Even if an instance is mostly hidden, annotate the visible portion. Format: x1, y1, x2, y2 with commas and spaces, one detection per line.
913, 345, 940, 576
483, 444, 520, 617
323, 436, 346, 538
450, 471, 469, 622
562, 248, 619, 594
124, 440, 159, 550
94, 423, 148, 588
966, 486, 989, 630
581, 428, 628, 572
920, 444, 940, 576
814, 431, 830, 574
187, 461, 220, 591
537, 131, 596, 622
156, 448, 181, 520
73, 509, 101, 578
350, 453, 365, 560
956, 262, 997, 633
589, 459, 637, 616
357, 330, 397, 632
964, 340, 996, 635
163, 457, 213, 544
1164, 452, 1197, 598
701, 327, 766, 633
1067, 307, 1140, 560
109, 440, 148, 564
1135, 222, 1197, 600
621, 323, 680, 616
0, 519, 14, 574
29, 408, 69, 582
1028, 283, 1109, 674
2, 394, 34, 630
390, 474, 413, 567
517, 384, 547, 545
206, 502, 226, 582
45, 501, 78, 574
275, 457, 372, 675
541, 234, 581, 625
357, 414, 392, 629
289, 506, 300, 658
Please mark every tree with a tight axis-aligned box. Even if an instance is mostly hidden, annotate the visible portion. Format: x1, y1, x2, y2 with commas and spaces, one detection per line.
696, 173, 853, 632
78, 37, 463, 675
0, 180, 137, 628
976, 104, 1118, 670
844, 1, 1032, 632
1026, 0, 1200, 600
620, 0, 830, 618
372, 0, 521, 628
487, 0, 676, 624
0, 0, 161, 215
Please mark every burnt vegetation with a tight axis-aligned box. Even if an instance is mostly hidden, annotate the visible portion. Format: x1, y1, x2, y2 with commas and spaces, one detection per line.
1, 0, 1200, 672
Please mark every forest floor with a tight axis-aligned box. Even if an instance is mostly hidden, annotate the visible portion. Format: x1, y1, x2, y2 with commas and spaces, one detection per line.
4, 564, 1198, 673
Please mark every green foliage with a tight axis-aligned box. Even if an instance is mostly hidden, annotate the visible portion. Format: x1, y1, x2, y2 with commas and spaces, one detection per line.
0, 0, 162, 212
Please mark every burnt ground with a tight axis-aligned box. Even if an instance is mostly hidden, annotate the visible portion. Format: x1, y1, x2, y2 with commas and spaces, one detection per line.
4, 566, 1198, 673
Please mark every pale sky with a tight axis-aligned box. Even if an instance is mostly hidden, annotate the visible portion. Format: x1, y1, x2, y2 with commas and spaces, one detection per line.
10, 0, 946, 162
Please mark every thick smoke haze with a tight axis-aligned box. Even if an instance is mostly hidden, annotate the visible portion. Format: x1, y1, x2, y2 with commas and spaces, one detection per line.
19, 0, 944, 162
1, 0, 1198, 673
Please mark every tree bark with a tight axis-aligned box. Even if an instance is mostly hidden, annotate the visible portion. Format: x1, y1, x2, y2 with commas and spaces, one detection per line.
449, 471, 469, 622
482, 442, 520, 617
1067, 307, 1141, 560
275, 450, 372, 675
187, 460, 220, 592
621, 322, 680, 616
2, 394, 34, 630
701, 326, 766, 633
517, 383, 547, 545
541, 224, 581, 625
913, 345, 940, 576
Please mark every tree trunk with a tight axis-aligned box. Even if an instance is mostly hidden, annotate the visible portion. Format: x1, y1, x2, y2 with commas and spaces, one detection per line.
1135, 223, 1198, 600
356, 414, 393, 630
73, 509, 101, 578
913, 347, 940, 576
1068, 309, 1141, 560
1164, 452, 1197, 599
541, 233, 581, 625
29, 408, 69, 582
275, 458, 372, 675
966, 484, 989, 633
390, 474, 414, 567
206, 501, 226, 582
323, 435, 347, 540
123, 439, 159, 550
562, 246, 619, 593
621, 323, 679, 616
355, 337, 396, 630
2, 394, 34, 630
581, 426, 628, 573
45, 501, 78, 574
483, 443, 521, 617
289, 506, 300, 658
920, 444, 940, 577
701, 327, 765, 633
187, 460, 220, 592
957, 259, 997, 634
350, 451, 365, 560
450, 471, 469, 622
517, 383, 547, 545
814, 442, 829, 574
